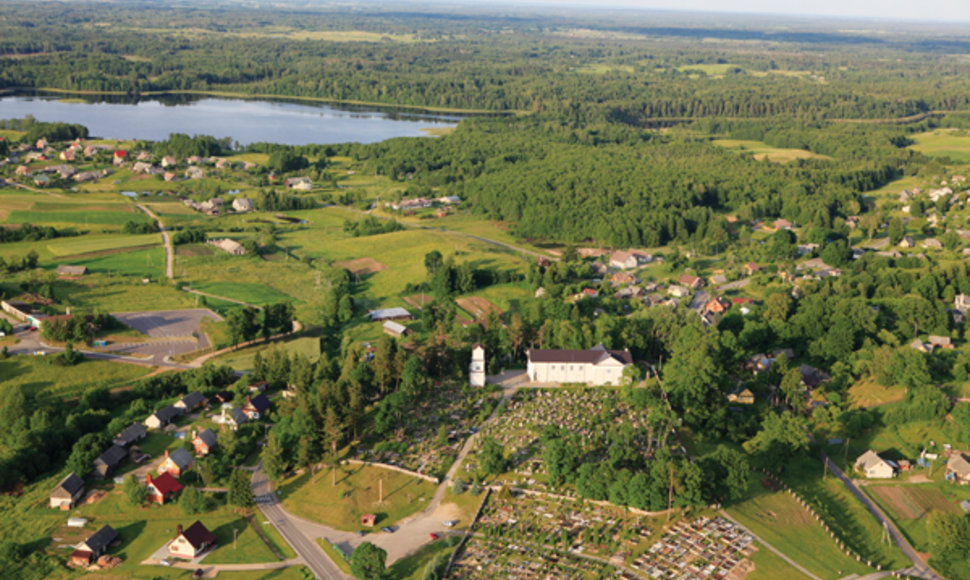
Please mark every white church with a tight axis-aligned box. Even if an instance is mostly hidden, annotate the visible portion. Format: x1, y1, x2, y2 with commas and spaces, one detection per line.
470, 344, 486, 387
526, 344, 632, 386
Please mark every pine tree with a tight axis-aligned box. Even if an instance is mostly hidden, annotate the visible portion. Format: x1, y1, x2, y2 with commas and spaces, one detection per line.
228, 469, 254, 508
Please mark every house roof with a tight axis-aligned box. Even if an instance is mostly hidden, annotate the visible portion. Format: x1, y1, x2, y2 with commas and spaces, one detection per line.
116, 422, 147, 444
247, 393, 271, 413
81, 525, 118, 553
230, 407, 248, 425
149, 405, 181, 424
678, 274, 702, 286
54, 472, 85, 496
215, 390, 233, 402
368, 307, 412, 320
179, 391, 206, 409
96, 445, 128, 467
383, 320, 408, 335
56, 265, 88, 276
855, 450, 891, 472
799, 364, 830, 388
528, 344, 632, 366
149, 472, 183, 496
948, 453, 970, 477
195, 428, 218, 448
166, 448, 195, 470
180, 521, 217, 549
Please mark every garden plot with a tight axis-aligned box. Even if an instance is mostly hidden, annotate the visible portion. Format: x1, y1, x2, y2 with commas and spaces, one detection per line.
354, 383, 498, 478
335, 257, 387, 277
870, 485, 959, 520
465, 389, 658, 488
455, 296, 502, 319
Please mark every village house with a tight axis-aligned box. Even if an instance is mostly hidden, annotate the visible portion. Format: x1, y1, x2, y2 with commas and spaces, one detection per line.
799, 364, 830, 389
667, 285, 689, 298
285, 176, 313, 190
922, 238, 943, 250
709, 273, 727, 286
50, 472, 85, 509
367, 307, 413, 321
910, 338, 933, 353
92, 445, 128, 479
727, 386, 755, 405
744, 262, 761, 276
161, 156, 177, 168
175, 391, 207, 413
855, 450, 897, 479
192, 429, 218, 456
704, 296, 731, 315
678, 274, 704, 289
527, 344, 632, 386
113, 422, 147, 447
382, 320, 409, 338
59, 149, 76, 162
214, 390, 234, 405
610, 271, 637, 286
208, 238, 247, 256
956, 293, 970, 315
946, 453, 970, 484
145, 405, 180, 429
57, 265, 88, 277
928, 335, 953, 349
899, 236, 915, 249
132, 161, 154, 174
232, 198, 254, 213
609, 250, 639, 270
72, 525, 118, 566
146, 472, 183, 505
185, 167, 204, 180
169, 521, 217, 559
392, 197, 432, 210
248, 380, 268, 393
112, 150, 128, 166
225, 406, 249, 430
158, 448, 195, 478
243, 394, 271, 420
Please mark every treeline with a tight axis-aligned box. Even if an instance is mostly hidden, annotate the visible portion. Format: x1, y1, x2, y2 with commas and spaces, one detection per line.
225, 301, 295, 346
147, 133, 227, 159
0, 223, 65, 243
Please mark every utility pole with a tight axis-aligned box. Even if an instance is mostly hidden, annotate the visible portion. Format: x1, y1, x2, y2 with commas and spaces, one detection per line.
234, 527, 239, 550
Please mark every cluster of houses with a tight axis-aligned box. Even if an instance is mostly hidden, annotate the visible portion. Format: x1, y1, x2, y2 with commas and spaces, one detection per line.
387, 195, 461, 213
208, 237, 248, 256
184, 196, 253, 216
69, 519, 219, 567
853, 447, 970, 485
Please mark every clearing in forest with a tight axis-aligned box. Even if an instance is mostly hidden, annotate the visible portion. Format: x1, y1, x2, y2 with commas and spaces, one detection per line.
336, 257, 388, 277
712, 139, 831, 163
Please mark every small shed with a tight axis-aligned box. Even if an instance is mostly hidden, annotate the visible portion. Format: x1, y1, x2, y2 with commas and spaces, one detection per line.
361, 514, 377, 527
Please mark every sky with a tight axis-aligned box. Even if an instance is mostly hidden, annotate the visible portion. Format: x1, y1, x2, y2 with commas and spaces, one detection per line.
494, 0, 970, 23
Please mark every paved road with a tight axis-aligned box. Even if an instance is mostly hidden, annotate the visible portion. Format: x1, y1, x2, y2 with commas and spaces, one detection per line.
252, 464, 350, 580
718, 510, 821, 580
822, 454, 943, 580
135, 203, 173, 280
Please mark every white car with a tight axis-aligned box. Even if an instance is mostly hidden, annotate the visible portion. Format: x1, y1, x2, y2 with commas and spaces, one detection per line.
442, 520, 458, 527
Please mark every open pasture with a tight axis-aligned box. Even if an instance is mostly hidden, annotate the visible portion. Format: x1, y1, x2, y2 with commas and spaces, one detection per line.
190, 281, 296, 305
61, 245, 165, 279
909, 129, 970, 162
46, 232, 160, 257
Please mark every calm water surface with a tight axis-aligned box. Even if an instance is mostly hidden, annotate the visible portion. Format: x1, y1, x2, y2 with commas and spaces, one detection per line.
0, 95, 462, 145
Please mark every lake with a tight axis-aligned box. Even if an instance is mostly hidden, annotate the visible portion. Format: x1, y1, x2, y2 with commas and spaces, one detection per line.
0, 94, 463, 145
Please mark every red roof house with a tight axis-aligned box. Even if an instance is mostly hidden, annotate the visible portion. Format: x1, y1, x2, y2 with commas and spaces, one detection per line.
146, 472, 183, 505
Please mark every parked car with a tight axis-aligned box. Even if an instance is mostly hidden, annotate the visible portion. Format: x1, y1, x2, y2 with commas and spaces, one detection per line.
381, 526, 395, 533
442, 520, 458, 527
430, 532, 440, 540
356, 530, 367, 537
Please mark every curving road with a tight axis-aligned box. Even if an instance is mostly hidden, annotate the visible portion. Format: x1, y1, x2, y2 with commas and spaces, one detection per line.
252, 464, 350, 580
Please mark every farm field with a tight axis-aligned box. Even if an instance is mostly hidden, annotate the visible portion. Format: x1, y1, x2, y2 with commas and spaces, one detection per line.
909, 129, 970, 162
212, 335, 321, 372
865, 482, 969, 554
189, 280, 297, 306
726, 475, 872, 579
61, 245, 166, 279
45, 232, 160, 257
49, 276, 196, 312
712, 139, 831, 162
278, 464, 436, 531
0, 355, 153, 400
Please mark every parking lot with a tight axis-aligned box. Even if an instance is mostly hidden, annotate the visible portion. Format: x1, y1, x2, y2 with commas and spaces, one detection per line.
106, 309, 223, 363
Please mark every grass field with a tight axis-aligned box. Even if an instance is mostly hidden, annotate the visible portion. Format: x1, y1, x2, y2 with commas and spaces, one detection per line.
45, 233, 161, 257
49, 277, 196, 312
190, 281, 296, 305
7, 208, 149, 227
727, 474, 871, 579
387, 536, 459, 579
847, 378, 907, 408
61, 245, 166, 279
213, 336, 321, 372
712, 139, 831, 163
909, 129, 970, 162
279, 464, 436, 531
0, 356, 153, 400
744, 541, 804, 580
783, 456, 910, 570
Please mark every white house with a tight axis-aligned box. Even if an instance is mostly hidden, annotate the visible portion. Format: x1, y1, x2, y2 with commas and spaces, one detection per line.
854, 450, 897, 479
526, 344, 632, 386
470, 344, 486, 387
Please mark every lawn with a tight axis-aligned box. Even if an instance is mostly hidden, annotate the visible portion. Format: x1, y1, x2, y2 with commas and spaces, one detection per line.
745, 541, 804, 580
0, 355, 153, 400
909, 129, 970, 162
712, 139, 831, 163
204, 516, 282, 564
317, 539, 353, 575
50, 276, 196, 312
7, 208, 150, 228
279, 464, 436, 531
847, 378, 907, 408
727, 474, 872, 579
386, 536, 460, 579
212, 336, 320, 372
